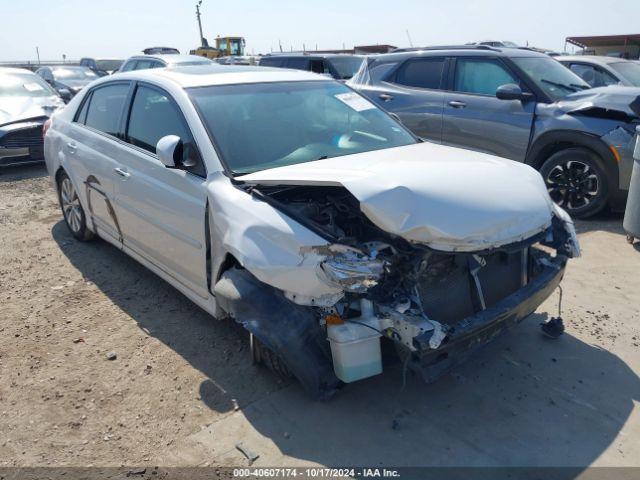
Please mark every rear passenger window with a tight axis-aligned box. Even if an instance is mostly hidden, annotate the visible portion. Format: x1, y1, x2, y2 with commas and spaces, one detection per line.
310, 59, 328, 74
83, 83, 129, 136
126, 85, 204, 176
259, 57, 285, 68
454, 58, 518, 96
394, 58, 445, 89
286, 58, 310, 70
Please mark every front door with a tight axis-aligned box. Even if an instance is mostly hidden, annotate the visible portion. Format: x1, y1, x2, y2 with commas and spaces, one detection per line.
113, 83, 210, 299
441, 57, 535, 161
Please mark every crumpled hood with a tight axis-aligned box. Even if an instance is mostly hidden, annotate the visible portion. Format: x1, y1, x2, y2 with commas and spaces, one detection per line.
236, 142, 555, 252
557, 85, 640, 119
0, 96, 63, 126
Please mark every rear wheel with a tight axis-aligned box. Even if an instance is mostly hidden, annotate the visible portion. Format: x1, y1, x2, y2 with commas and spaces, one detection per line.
540, 148, 610, 219
57, 171, 94, 241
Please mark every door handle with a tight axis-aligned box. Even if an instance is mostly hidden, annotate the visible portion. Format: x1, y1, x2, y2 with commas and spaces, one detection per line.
114, 167, 131, 179
448, 100, 467, 108
66, 142, 77, 154
379, 93, 394, 102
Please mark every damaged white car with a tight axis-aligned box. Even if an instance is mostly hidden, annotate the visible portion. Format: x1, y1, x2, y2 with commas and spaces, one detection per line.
44, 66, 580, 398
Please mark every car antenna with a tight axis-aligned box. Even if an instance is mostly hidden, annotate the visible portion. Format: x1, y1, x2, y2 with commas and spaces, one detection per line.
405, 29, 414, 48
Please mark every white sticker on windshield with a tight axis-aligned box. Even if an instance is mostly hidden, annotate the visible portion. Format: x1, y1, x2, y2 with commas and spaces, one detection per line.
334, 92, 375, 112
23, 83, 45, 92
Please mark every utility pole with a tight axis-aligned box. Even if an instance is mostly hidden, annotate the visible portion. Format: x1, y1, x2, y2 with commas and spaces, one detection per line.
36, 46, 41, 65
196, 1, 205, 47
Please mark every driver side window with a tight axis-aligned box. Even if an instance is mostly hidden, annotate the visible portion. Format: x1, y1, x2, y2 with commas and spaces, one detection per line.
454, 58, 519, 96
126, 85, 205, 177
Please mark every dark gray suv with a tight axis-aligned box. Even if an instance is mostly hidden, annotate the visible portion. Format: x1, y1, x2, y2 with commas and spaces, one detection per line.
351, 46, 640, 218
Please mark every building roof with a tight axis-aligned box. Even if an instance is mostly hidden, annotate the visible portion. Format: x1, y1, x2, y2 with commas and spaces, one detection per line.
556, 55, 629, 65
566, 34, 640, 49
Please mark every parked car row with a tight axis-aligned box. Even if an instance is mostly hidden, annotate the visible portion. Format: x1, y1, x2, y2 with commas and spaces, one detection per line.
5, 45, 640, 221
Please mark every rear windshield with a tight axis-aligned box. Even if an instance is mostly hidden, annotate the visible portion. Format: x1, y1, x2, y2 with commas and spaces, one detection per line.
0, 72, 57, 97
96, 60, 124, 71
189, 81, 415, 174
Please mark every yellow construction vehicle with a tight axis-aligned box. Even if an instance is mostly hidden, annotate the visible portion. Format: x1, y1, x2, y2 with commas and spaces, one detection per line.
191, 36, 246, 59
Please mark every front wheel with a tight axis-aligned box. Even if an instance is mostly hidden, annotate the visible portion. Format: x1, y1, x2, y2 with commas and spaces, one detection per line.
540, 148, 610, 219
57, 171, 94, 241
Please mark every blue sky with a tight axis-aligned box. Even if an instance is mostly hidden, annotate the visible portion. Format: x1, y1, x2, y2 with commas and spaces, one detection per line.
1, 0, 639, 61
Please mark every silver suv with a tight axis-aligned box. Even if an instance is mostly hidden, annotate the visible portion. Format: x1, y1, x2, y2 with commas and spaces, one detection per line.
351, 46, 640, 218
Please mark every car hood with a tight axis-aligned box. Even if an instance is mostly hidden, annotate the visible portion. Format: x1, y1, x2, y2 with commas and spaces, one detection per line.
236, 142, 555, 252
558, 85, 640, 120
0, 95, 63, 126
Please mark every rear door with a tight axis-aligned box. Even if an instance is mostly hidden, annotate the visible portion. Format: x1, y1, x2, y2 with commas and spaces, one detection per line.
66, 82, 131, 245
114, 83, 210, 298
365, 56, 446, 142
441, 57, 534, 161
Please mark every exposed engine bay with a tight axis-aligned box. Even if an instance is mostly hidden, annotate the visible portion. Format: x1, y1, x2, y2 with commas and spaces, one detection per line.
219, 183, 578, 397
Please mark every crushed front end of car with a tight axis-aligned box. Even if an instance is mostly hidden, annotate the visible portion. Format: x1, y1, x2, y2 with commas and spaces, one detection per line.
212, 144, 580, 398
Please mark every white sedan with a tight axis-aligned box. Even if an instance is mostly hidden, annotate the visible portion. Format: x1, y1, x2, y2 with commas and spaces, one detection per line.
44, 65, 579, 398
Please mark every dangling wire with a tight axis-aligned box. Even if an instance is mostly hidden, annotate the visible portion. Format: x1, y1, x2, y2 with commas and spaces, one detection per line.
557, 284, 563, 318
401, 352, 411, 391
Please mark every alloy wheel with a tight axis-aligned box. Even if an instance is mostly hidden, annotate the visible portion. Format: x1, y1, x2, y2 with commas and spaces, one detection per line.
60, 177, 82, 233
545, 160, 599, 210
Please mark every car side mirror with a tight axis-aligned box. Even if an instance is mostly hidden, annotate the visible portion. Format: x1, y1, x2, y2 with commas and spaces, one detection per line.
496, 83, 532, 101
156, 135, 183, 168
58, 88, 72, 103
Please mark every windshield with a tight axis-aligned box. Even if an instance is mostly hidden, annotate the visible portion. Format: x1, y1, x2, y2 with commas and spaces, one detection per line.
512, 57, 590, 101
0, 72, 57, 98
189, 81, 416, 174
328, 56, 365, 80
96, 60, 123, 72
53, 67, 98, 80
609, 61, 640, 86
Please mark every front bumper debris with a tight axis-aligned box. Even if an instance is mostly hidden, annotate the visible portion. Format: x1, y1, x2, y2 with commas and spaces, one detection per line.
410, 254, 567, 382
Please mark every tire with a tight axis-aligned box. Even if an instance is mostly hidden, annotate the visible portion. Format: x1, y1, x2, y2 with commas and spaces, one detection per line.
57, 171, 95, 241
250, 333, 293, 380
540, 147, 610, 219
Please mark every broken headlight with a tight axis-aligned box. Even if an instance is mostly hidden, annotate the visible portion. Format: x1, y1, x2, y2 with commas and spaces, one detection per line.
318, 248, 386, 293
552, 203, 581, 258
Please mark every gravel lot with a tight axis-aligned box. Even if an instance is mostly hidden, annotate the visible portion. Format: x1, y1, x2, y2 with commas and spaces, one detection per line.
1, 164, 639, 468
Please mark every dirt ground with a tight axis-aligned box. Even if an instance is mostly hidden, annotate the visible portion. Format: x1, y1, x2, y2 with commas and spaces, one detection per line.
1, 164, 639, 468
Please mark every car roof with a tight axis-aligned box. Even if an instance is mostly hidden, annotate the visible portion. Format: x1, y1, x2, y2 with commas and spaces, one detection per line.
0, 67, 37, 75
262, 53, 364, 59
556, 55, 628, 65
111, 64, 328, 88
81, 57, 122, 61
372, 46, 548, 62
49, 65, 92, 70
125, 54, 212, 65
